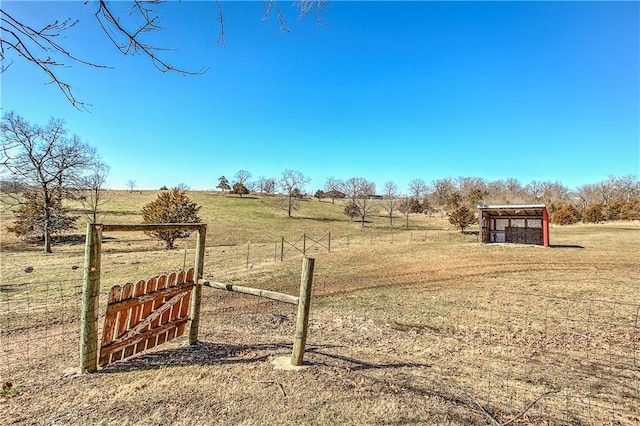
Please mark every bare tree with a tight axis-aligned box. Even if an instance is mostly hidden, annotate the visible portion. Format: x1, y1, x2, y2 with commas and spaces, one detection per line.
342, 177, 376, 227
79, 162, 109, 223
324, 176, 345, 204
616, 174, 639, 202
525, 180, 544, 202
539, 180, 569, 205
1, 1, 329, 109
279, 169, 310, 217
126, 179, 137, 193
263, 177, 277, 195
398, 197, 412, 228
408, 178, 428, 199
1, 112, 99, 252
256, 176, 272, 194
234, 170, 252, 186
380, 181, 399, 226
432, 177, 456, 207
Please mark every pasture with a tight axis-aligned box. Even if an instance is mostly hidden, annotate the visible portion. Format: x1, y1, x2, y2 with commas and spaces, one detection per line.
1, 191, 638, 425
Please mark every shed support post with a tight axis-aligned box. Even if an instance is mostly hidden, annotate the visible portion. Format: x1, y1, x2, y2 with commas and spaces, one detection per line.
542, 208, 550, 247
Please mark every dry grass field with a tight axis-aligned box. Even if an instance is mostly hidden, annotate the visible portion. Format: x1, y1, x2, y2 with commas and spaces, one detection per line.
1, 191, 638, 425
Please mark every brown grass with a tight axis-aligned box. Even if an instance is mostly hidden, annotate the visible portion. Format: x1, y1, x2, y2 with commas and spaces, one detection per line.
1, 193, 639, 425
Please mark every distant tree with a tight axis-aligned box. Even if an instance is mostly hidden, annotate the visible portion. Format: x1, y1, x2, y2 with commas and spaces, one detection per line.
325, 177, 344, 204
398, 197, 412, 228
616, 175, 639, 202
256, 176, 271, 194
1, 112, 98, 253
582, 203, 605, 224
408, 178, 428, 199
456, 176, 487, 206
126, 179, 137, 193
141, 188, 201, 249
343, 200, 360, 220
604, 200, 625, 221
432, 177, 456, 207
175, 182, 190, 191
234, 170, 252, 186
448, 205, 477, 233
341, 177, 376, 227
466, 187, 488, 207
524, 180, 544, 202
620, 198, 640, 220
217, 176, 231, 192
314, 189, 326, 201
380, 181, 399, 225
551, 203, 581, 225
539, 180, 570, 205
232, 182, 250, 197
159, 185, 169, 190
408, 197, 423, 213
421, 196, 434, 216
445, 192, 463, 210
262, 177, 277, 195
574, 183, 598, 212
7, 190, 78, 242
280, 169, 310, 217
79, 162, 109, 223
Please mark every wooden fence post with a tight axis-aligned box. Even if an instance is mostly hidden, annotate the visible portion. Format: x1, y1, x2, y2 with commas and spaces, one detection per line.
291, 257, 315, 366
189, 225, 207, 345
80, 223, 102, 373
281, 237, 284, 262
328, 231, 331, 253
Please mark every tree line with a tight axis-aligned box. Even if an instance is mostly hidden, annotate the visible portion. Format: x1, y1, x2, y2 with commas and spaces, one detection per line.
2, 112, 638, 251
215, 171, 640, 230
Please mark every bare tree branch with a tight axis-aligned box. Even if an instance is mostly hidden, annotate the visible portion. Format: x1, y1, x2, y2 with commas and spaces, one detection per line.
1, 1, 329, 108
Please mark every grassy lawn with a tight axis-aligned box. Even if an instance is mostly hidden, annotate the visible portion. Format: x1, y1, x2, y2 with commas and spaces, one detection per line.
1, 191, 638, 425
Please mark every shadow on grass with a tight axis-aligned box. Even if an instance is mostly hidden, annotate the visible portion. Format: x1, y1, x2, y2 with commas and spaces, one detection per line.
98, 341, 294, 373
550, 244, 585, 249
97, 342, 430, 373
288, 216, 346, 223
306, 347, 431, 371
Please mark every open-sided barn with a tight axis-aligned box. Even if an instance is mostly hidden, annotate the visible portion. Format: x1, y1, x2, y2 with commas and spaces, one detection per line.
478, 204, 549, 247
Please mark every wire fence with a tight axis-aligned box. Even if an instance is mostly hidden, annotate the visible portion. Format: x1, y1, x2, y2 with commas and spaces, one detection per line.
1, 229, 637, 424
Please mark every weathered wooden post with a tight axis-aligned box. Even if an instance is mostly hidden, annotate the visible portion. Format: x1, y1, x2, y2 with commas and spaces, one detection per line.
291, 257, 315, 366
281, 237, 285, 262
303, 233, 307, 256
327, 231, 331, 253
189, 224, 207, 345
80, 223, 102, 373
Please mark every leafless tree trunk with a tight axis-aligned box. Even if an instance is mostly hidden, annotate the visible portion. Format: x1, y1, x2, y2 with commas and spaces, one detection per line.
380, 181, 398, 226
408, 178, 428, 200
1, 112, 98, 252
80, 162, 109, 223
280, 169, 310, 217
325, 176, 343, 204
342, 177, 376, 227
126, 179, 137, 193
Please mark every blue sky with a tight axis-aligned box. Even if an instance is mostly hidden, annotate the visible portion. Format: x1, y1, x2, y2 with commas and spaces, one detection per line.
2, 1, 638, 193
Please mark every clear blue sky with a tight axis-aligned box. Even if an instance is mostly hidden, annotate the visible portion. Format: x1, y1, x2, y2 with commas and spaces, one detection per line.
2, 1, 638, 193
